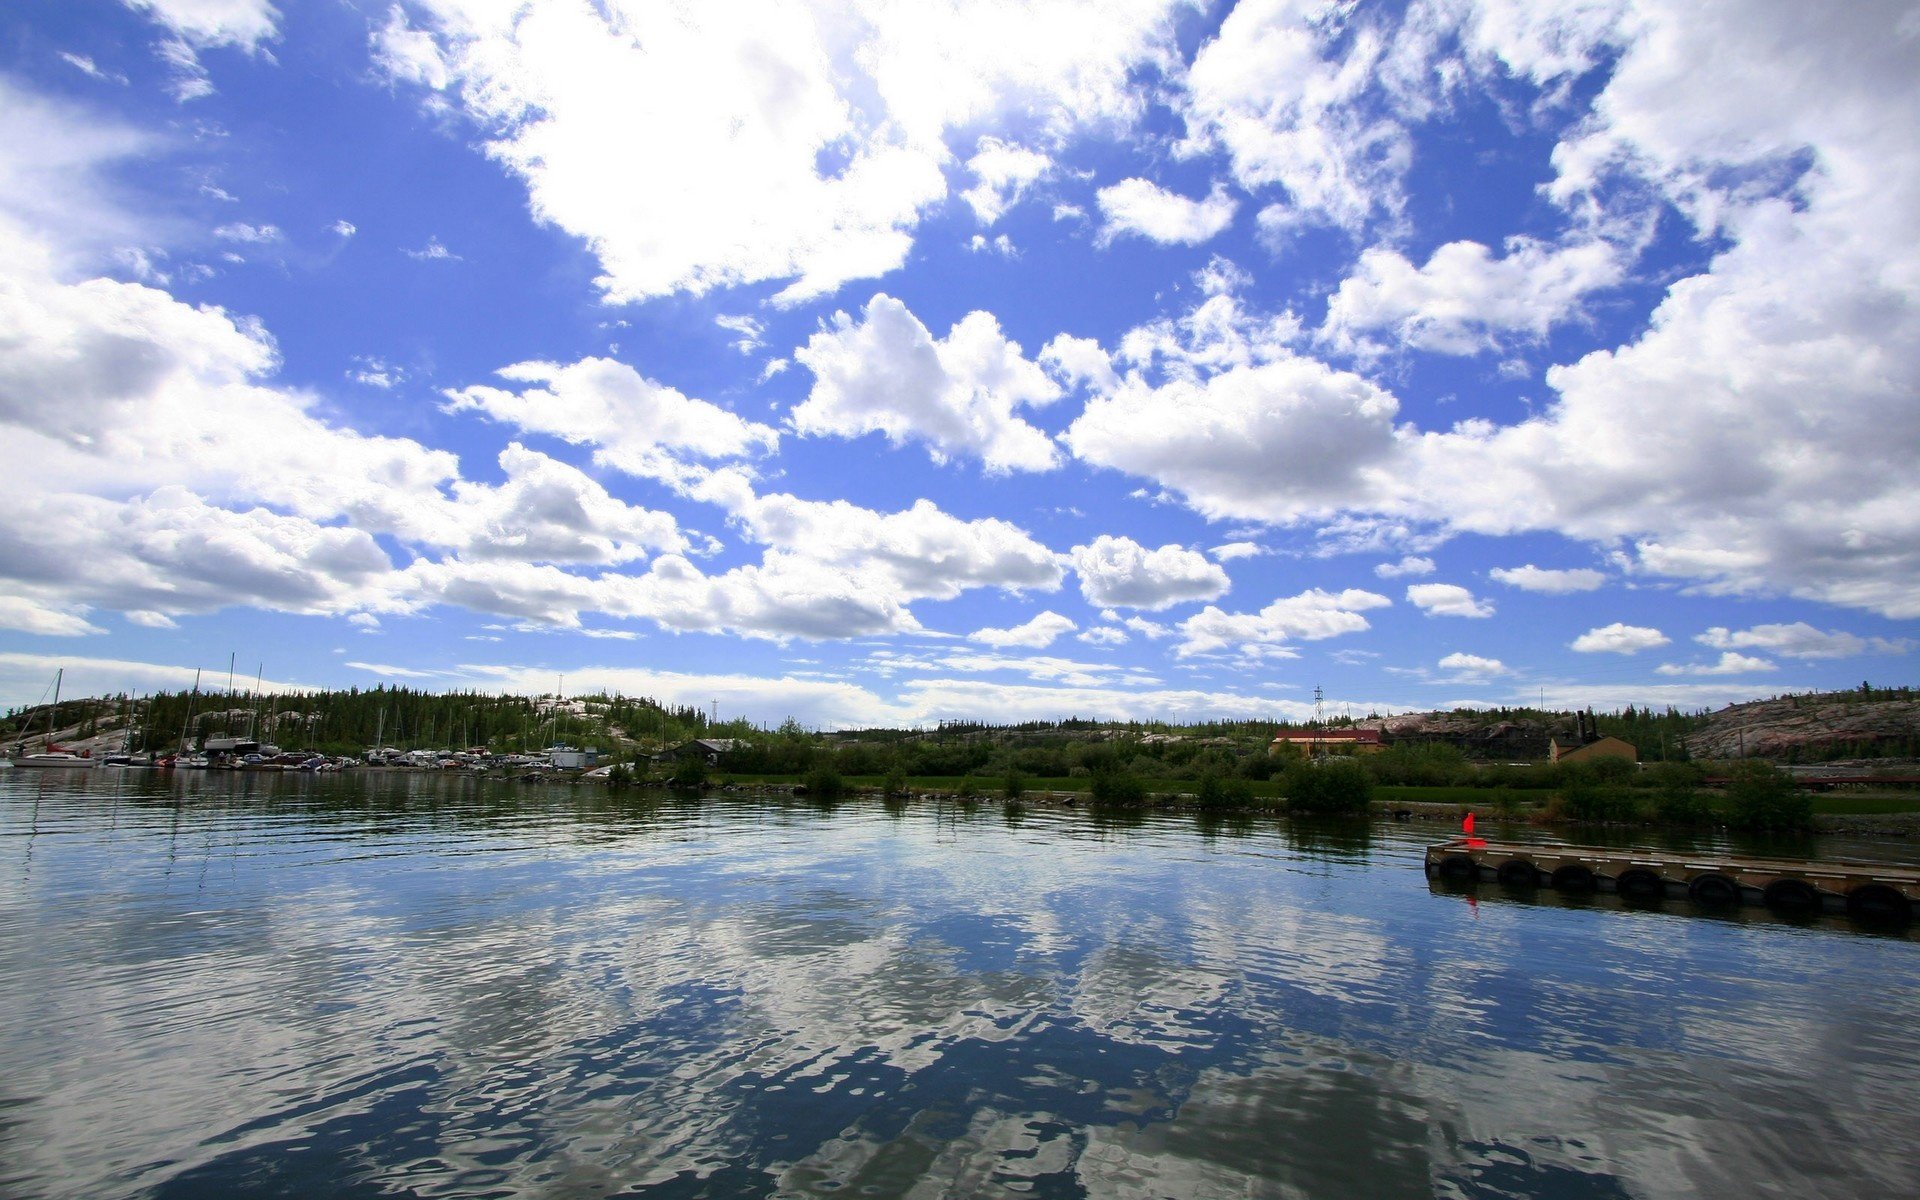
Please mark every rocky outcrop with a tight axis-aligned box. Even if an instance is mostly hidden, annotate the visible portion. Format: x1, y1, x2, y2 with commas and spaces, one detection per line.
1682, 692, 1920, 760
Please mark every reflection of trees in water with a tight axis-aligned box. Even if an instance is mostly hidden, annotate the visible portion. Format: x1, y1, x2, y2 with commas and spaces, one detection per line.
1191, 810, 1255, 842
1282, 815, 1373, 858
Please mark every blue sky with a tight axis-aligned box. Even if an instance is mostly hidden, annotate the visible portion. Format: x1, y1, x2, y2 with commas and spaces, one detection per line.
1, 0, 1916, 729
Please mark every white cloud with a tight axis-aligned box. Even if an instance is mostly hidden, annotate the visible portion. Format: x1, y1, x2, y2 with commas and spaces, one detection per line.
1210, 541, 1266, 561
213, 222, 280, 244
1406, 583, 1492, 618
60, 53, 128, 85
1437, 652, 1507, 677
1570, 623, 1670, 654
1176, 587, 1390, 657
1489, 564, 1606, 594
1051, 6, 1920, 619
1123, 615, 1172, 640
1657, 652, 1776, 677
330, 219, 356, 238
962, 138, 1051, 225
1095, 178, 1237, 245
715, 314, 764, 354
1696, 622, 1911, 660
446, 443, 686, 566
125, 610, 178, 629
1321, 237, 1624, 358
444, 357, 779, 486
1066, 352, 1398, 522
155, 37, 213, 102
1070, 535, 1230, 610
967, 233, 1016, 256
374, 0, 1185, 304
1039, 334, 1119, 395
0, 596, 105, 637
718, 490, 1065, 605
969, 611, 1077, 649
1078, 626, 1129, 646
1181, 0, 1411, 237
791, 294, 1062, 473
1374, 555, 1435, 579
125, 0, 281, 52
403, 236, 459, 261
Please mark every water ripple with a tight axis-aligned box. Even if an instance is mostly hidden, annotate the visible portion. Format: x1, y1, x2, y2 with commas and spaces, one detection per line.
2, 773, 1916, 1198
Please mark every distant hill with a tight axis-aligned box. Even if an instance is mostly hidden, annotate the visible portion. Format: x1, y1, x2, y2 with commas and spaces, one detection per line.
1682, 687, 1920, 761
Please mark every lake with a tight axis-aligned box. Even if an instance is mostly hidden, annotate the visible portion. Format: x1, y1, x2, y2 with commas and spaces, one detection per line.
2, 768, 1916, 1198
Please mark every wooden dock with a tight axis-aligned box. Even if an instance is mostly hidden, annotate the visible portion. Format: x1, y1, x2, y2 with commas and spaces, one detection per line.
1425, 838, 1918, 923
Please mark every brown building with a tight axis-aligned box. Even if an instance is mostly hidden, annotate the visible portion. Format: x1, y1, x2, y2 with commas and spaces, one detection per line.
1550, 735, 1638, 765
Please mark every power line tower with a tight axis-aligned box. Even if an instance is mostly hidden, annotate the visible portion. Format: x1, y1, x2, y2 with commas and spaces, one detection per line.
1311, 685, 1325, 759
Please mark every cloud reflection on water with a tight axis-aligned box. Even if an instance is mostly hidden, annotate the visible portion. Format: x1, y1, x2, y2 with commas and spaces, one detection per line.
1, 773, 1916, 1198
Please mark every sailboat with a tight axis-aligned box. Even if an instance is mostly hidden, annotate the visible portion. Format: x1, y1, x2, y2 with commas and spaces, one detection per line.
11, 669, 98, 768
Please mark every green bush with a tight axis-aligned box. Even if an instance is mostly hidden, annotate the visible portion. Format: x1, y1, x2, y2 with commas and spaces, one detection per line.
1725, 760, 1811, 830
670, 755, 708, 788
1237, 753, 1281, 782
1285, 758, 1373, 814
1645, 761, 1710, 825
803, 767, 846, 799
1089, 771, 1148, 806
956, 776, 981, 799
882, 767, 909, 796
1195, 771, 1255, 809
606, 762, 633, 788
1559, 783, 1641, 823
1002, 770, 1026, 800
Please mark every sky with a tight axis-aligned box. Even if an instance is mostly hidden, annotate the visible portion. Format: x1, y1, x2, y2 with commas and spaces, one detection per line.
1, 0, 1917, 730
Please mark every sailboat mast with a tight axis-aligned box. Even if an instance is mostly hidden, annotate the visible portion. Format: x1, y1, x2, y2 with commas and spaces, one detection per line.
250, 663, 264, 739
45, 668, 62, 749
179, 668, 201, 753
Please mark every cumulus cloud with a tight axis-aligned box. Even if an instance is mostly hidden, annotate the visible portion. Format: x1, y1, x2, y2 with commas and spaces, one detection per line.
1065, 351, 1399, 522
1657, 652, 1776, 677
1181, 0, 1411, 237
791, 294, 1063, 473
1374, 555, 1435, 579
1051, 5, 1920, 619
1176, 587, 1390, 657
1070, 535, 1230, 609
444, 357, 779, 486
962, 138, 1051, 225
1571, 623, 1670, 654
1095, 178, 1237, 245
372, 0, 1185, 304
1490, 564, 1606, 594
718, 490, 1065, 604
969, 611, 1077, 649
1321, 238, 1624, 358
1405, 583, 1493, 618
1438, 652, 1507, 678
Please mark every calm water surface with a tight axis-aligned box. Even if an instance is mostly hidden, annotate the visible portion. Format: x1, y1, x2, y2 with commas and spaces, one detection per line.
2, 769, 1916, 1199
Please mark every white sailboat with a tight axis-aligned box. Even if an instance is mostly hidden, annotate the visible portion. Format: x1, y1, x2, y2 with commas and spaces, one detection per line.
11, 669, 97, 768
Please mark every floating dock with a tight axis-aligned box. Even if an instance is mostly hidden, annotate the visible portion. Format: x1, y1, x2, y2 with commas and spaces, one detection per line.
1425, 838, 1918, 924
